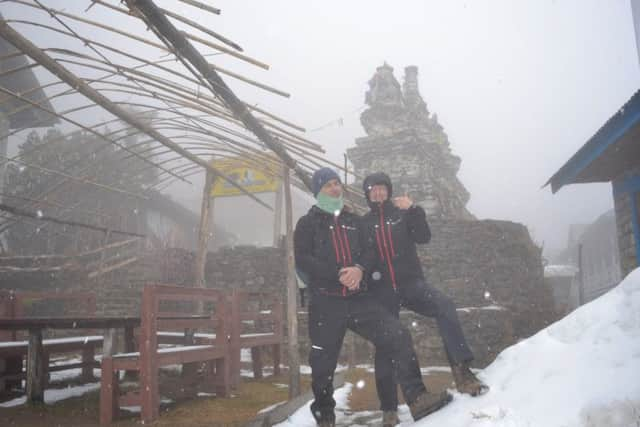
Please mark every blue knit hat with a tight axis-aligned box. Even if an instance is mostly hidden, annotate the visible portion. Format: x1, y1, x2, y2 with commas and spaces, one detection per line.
312, 167, 341, 197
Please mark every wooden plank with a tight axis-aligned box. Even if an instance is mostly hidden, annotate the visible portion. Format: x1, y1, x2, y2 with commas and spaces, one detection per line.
0, 317, 141, 330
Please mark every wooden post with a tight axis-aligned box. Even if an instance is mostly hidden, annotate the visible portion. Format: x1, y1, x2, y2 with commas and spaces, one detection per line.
273, 181, 283, 247
195, 170, 215, 289
0, 111, 9, 208
103, 328, 117, 357
577, 243, 585, 306
229, 290, 242, 387
26, 328, 45, 404
283, 167, 300, 398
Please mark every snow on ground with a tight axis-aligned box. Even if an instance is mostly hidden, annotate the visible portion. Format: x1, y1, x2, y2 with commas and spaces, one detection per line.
0, 382, 101, 408
278, 267, 640, 427
275, 383, 354, 427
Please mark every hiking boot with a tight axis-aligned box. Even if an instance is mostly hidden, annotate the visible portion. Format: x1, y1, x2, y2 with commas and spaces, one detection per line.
317, 419, 335, 427
452, 362, 489, 396
408, 390, 453, 421
313, 411, 335, 427
382, 410, 399, 427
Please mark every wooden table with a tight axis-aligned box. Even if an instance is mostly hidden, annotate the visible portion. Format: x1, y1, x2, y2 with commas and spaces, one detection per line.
0, 317, 140, 403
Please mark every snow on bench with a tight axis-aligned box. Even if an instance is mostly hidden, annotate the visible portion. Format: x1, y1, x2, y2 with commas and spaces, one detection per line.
0, 335, 102, 349
112, 344, 215, 359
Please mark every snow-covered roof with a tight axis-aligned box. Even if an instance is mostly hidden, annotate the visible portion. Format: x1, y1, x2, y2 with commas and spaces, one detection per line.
544, 264, 578, 278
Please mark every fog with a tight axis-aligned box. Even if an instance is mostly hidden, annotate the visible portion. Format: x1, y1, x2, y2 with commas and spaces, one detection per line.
177, 0, 640, 255
3, 0, 639, 256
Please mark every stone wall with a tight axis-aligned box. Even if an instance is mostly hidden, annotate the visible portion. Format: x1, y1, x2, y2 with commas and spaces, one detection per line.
295, 218, 554, 369
1, 238, 553, 368
613, 168, 640, 277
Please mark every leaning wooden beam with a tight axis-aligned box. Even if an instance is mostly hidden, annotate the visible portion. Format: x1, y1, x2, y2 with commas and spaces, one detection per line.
0, 20, 272, 211
0, 203, 146, 238
128, 0, 313, 191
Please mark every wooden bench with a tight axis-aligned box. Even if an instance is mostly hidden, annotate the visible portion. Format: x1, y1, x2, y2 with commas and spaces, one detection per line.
0, 291, 102, 392
229, 290, 283, 385
100, 284, 230, 425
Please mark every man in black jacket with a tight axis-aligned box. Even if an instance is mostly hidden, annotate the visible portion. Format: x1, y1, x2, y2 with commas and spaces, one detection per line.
294, 167, 451, 427
361, 172, 488, 427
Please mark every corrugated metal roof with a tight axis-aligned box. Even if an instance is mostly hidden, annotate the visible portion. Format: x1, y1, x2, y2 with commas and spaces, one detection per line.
545, 89, 640, 193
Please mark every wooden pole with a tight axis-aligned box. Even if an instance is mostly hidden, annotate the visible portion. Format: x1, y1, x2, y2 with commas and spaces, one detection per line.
283, 167, 300, 397
195, 170, 215, 289
273, 181, 283, 247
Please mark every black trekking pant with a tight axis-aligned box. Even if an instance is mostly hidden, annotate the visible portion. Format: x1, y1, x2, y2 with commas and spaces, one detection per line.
373, 277, 474, 411
308, 292, 426, 422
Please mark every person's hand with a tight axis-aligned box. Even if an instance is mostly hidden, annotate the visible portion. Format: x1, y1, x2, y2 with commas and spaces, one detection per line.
392, 192, 413, 210
339, 266, 362, 290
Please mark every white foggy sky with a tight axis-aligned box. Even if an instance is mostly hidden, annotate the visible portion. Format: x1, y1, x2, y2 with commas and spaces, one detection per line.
204, 0, 639, 253
3, 0, 639, 254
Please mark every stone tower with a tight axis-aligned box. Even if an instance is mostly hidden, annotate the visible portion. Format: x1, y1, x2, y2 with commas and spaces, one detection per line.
348, 64, 473, 220
343, 64, 555, 368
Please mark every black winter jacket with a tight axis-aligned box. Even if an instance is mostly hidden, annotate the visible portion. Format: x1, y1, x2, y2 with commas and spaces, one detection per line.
361, 200, 431, 289
294, 206, 375, 297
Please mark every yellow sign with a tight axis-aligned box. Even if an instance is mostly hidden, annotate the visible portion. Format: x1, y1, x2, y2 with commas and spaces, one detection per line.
211, 157, 280, 197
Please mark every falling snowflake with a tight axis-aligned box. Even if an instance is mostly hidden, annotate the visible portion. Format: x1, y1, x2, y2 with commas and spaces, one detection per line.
484, 291, 491, 300
356, 379, 366, 389
36, 210, 43, 218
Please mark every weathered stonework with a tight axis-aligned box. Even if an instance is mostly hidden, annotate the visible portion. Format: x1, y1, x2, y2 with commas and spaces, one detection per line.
350, 64, 472, 220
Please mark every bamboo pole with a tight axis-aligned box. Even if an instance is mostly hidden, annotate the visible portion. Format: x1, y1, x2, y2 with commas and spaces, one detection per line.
283, 166, 300, 397
89, 0, 240, 50
0, 20, 272, 211
125, 0, 312, 192
175, 0, 221, 15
